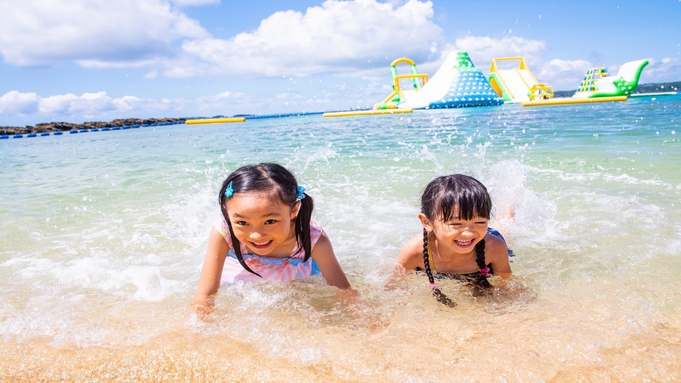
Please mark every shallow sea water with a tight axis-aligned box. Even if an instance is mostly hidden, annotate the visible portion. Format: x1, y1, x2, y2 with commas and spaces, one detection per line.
1, 96, 680, 382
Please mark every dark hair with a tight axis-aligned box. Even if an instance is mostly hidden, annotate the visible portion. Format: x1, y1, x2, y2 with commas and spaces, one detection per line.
218, 163, 313, 277
420, 174, 493, 306
421, 174, 491, 223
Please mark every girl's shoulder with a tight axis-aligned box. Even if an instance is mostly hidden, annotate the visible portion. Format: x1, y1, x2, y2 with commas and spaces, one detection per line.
400, 234, 424, 254
309, 217, 324, 247
484, 231, 509, 262
397, 234, 425, 269
213, 216, 232, 244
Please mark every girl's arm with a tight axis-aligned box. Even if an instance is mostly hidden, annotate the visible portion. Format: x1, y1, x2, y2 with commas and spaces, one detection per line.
191, 227, 229, 312
386, 235, 422, 290
485, 234, 526, 294
395, 234, 423, 272
310, 232, 351, 289
485, 233, 512, 279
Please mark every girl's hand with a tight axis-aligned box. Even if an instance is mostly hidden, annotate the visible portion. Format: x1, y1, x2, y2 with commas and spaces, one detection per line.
492, 276, 526, 295
190, 297, 215, 321
337, 288, 388, 331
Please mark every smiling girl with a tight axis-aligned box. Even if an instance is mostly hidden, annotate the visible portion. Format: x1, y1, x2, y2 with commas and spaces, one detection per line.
192, 163, 351, 313
396, 174, 514, 306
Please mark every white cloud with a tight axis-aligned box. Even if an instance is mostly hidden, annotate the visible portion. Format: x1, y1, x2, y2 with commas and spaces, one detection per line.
144, 70, 159, 79
172, 0, 443, 77
639, 58, 681, 84
453, 36, 547, 69
0, 91, 41, 115
535, 59, 593, 90
0, 90, 263, 124
42, 92, 119, 114
0, 0, 209, 67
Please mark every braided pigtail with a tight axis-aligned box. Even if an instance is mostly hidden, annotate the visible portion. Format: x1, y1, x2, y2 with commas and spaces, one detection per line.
474, 240, 492, 289
423, 228, 457, 307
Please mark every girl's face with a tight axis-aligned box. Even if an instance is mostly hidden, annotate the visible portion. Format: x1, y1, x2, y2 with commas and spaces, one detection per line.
420, 207, 489, 255
225, 192, 300, 257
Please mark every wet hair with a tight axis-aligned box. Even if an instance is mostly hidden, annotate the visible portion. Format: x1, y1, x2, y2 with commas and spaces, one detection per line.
421, 174, 491, 223
420, 174, 493, 306
218, 163, 313, 277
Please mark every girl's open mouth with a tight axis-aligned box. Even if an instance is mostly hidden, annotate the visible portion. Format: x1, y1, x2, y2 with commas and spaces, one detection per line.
454, 239, 474, 247
249, 240, 273, 249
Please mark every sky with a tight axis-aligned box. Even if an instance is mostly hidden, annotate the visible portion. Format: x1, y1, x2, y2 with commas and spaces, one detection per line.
0, 0, 680, 126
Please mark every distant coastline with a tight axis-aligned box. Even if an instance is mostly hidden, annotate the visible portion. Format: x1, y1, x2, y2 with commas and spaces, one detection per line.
1, 118, 187, 135
2, 81, 679, 135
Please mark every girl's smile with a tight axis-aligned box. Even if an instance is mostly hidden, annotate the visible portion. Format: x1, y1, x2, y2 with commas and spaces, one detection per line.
454, 238, 475, 248
249, 239, 273, 249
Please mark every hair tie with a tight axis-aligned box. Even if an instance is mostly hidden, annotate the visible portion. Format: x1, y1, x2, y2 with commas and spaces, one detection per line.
296, 185, 306, 200
224, 181, 234, 198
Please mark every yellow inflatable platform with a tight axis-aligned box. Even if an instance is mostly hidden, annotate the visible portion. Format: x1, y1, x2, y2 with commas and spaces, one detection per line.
184, 117, 246, 124
522, 96, 627, 107
323, 109, 413, 118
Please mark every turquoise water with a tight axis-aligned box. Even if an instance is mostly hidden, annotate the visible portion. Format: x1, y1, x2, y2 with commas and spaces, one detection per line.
1, 96, 680, 381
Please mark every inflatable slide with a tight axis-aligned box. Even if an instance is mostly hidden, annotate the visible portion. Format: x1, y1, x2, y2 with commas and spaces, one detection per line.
572, 59, 649, 99
488, 57, 553, 103
375, 51, 503, 110
521, 59, 649, 107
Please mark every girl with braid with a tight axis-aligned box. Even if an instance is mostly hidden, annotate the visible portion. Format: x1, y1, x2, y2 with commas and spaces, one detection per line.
396, 174, 514, 307
192, 163, 351, 314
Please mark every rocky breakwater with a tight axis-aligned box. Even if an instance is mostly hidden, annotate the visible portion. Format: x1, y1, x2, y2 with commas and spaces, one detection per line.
1, 117, 186, 135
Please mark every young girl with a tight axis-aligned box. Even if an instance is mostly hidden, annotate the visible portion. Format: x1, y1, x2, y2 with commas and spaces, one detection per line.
396, 174, 513, 307
192, 163, 351, 313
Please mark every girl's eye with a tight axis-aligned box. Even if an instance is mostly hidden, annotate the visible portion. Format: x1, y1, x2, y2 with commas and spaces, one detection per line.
475, 221, 488, 225
234, 221, 248, 226
264, 219, 277, 225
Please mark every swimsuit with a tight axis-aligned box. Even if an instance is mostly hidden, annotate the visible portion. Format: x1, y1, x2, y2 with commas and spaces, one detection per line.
213, 216, 323, 284
414, 227, 513, 283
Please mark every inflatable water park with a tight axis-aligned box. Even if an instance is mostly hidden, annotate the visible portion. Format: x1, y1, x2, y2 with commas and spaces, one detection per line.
322, 51, 657, 117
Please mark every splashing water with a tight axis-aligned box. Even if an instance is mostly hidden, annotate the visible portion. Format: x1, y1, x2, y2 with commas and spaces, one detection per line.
1, 96, 681, 381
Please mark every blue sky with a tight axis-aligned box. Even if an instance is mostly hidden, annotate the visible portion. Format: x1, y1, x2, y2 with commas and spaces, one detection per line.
1, 0, 679, 126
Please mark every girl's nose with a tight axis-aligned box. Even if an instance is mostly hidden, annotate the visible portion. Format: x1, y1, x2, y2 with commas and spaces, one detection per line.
461, 225, 476, 235
249, 231, 264, 240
